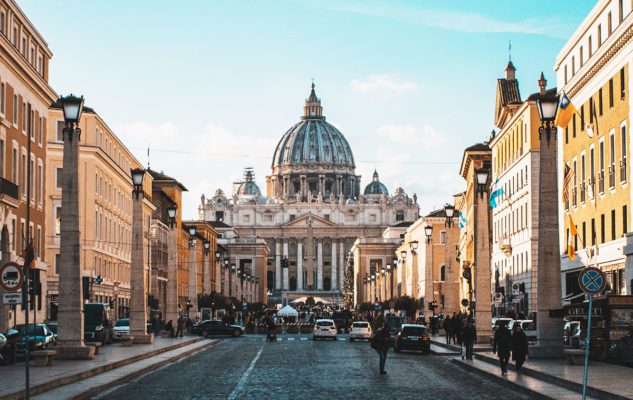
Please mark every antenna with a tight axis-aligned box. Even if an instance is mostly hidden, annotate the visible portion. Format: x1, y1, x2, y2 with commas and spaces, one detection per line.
147, 143, 150, 169
508, 40, 512, 62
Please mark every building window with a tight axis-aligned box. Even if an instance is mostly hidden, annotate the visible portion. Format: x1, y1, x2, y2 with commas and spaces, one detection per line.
609, 78, 614, 107
621, 124, 627, 182
215, 211, 224, 221
599, 88, 603, 116
21, 102, 25, 132
440, 265, 446, 281
572, 56, 576, 75
36, 164, 42, 203
564, 65, 568, 84
591, 218, 596, 245
55, 167, 63, 189
0, 82, 4, 115
598, 23, 603, 45
38, 117, 43, 145
37, 226, 41, 258
369, 214, 376, 223
601, 213, 606, 243
624, 205, 628, 236
599, 140, 605, 193
619, 0, 624, 22
440, 231, 447, 244
580, 106, 584, 129
288, 214, 295, 221
612, 209, 617, 240
580, 46, 584, 66
20, 152, 25, 196
588, 35, 593, 56
608, 12, 613, 35
620, 68, 626, 99
610, 131, 616, 188
56, 121, 65, 141
573, 114, 577, 138
396, 210, 404, 221
12, 95, 17, 124
582, 221, 586, 249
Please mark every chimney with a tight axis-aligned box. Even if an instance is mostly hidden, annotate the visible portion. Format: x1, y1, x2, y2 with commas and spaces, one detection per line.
538, 72, 547, 95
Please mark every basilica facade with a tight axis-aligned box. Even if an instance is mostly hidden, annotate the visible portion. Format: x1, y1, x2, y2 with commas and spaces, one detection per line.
199, 84, 419, 303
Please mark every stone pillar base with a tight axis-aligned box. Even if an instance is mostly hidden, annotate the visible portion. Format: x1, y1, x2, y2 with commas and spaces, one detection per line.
529, 340, 564, 358
476, 335, 492, 344
132, 333, 155, 344
54, 345, 95, 360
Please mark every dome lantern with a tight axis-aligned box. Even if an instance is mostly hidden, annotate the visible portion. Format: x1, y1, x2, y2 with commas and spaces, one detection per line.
303, 82, 324, 120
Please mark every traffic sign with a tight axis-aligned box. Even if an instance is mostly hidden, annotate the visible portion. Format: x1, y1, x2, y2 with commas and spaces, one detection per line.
493, 292, 504, 304
3, 292, 22, 305
578, 267, 606, 295
0, 262, 24, 292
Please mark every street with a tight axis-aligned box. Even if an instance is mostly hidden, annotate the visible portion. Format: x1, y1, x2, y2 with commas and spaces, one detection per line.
96, 335, 530, 400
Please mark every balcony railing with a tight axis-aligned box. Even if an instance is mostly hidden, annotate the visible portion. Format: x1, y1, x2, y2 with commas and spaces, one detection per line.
571, 187, 577, 207
580, 182, 586, 203
621, 159, 627, 183
599, 171, 605, 194
0, 177, 18, 201
609, 164, 616, 189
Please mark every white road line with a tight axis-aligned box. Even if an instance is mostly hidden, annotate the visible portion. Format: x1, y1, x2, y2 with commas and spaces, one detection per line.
227, 344, 264, 400
287, 337, 295, 341
300, 337, 308, 341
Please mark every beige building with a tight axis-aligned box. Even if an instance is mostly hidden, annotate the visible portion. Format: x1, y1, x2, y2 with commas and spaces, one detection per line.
0, 0, 56, 330
45, 106, 154, 321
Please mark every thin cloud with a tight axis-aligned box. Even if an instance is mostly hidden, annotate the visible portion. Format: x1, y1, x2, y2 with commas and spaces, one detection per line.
326, 3, 570, 39
351, 73, 418, 94
377, 124, 445, 147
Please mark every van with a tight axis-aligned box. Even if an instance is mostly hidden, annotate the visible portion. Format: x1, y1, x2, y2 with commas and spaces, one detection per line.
84, 303, 114, 345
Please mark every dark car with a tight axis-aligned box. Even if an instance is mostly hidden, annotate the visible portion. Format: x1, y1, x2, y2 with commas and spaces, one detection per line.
14, 324, 56, 353
385, 315, 406, 336
394, 324, 430, 354
332, 311, 353, 333
84, 303, 114, 345
196, 320, 241, 337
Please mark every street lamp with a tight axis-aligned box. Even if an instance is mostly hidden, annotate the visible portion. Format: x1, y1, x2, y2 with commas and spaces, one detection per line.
214, 249, 220, 261
131, 168, 145, 197
188, 226, 196, 248
400, 250, 407, 260
425, 225, 433, 244
166, 204, 177, 228
536, 94, 559, 144
203, 240, 211, 255
476, 168, 489, 198
60, 94, 84, 126
410, 240, 419, 255
165, 203, 178, 328
444, 204, 455, 228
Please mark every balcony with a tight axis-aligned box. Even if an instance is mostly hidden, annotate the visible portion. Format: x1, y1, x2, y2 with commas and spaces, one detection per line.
580, 182, 585, 203
571, 187, 577, 208
621, 159, 627, 183
609, 164, 615, 189
599, 171, 605, 194
0, 177, 19, 208
498, 236, 511, 256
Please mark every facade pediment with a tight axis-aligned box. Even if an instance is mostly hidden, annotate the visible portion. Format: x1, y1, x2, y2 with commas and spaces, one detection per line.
282, 214, 337, 228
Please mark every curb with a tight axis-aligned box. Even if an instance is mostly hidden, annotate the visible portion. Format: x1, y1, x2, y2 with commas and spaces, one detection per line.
473, 352, 630, 400
0, 337, 207, 400
72, 340, 219, 400
430, 339, 493, 353
451, 358, 554, 400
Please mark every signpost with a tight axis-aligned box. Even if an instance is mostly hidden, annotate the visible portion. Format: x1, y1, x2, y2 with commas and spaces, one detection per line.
3, 292, 22, 305
0, 262, 24, 292
578, 266, 606, 400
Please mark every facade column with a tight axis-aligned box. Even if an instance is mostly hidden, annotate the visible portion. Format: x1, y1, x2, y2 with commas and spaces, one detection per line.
317, 240, 323, 290
297, 241, 303, 290
474, 188, 492, 344
425, 240, 433, 316
444, 227, 458, 315
331, 240, 338, 290
130, 187, 153, 343
339, 241, 345, 293
166, 228, 178, 325
336, 175, 342, 197
300, 175, 307, 199
189, 241, 198, 315
282, 240, 289, 290
275, 240, 282, 290
203, 251, 211, 294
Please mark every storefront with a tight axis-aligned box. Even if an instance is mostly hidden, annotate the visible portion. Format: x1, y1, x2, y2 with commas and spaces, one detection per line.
566, 295, 633, 364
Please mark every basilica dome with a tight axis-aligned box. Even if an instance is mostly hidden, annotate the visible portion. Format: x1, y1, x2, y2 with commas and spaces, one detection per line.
364, 170, 388, 195
271, 84, 355, 174
236, 170, 262, 197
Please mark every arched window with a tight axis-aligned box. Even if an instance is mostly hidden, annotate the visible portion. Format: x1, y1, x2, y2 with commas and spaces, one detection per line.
440, 265, 446, 282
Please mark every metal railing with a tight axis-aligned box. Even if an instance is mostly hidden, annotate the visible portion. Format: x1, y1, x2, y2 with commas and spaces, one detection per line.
598, 171, 605, 194
609, 164, 615, 189
0, 177, 18, 200
580, 182, 586, 203
621, 159, 627, 183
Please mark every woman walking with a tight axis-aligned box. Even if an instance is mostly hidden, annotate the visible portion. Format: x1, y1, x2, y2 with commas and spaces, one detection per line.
511, 323, 529, 372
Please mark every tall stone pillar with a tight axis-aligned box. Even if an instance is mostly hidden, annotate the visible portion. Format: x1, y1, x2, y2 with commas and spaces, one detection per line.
425, 241, 433, 315
283, 240, 289, 290
189, 241, 198, 315
130, 189, 153, 343
339, 241, 345, 293
166, 228, 178, 325
57, 119, 94, 359
531, 122, 563, 357
297, 242, 303, 290
444, 227, 458, 315
275, 241, 281, 290
474, 189, 492, 343
331, 240, 338, 290
317, 240, 323, 290
203, 252, 211, 294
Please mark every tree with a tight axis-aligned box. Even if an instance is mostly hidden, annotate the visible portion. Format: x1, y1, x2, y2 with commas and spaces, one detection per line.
394, 295, 419, 318
342, 254, 354, 307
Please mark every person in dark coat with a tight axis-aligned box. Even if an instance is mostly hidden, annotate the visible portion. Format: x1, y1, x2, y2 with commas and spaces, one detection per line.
511, 323, 529, 371
493, 323, 512, 374
462, 319, 477, 360
372, 322, 391, 374
443, 316, 452, 344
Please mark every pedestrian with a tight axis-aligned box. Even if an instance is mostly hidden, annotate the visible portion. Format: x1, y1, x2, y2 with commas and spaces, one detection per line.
450, 313, 459, 344
371, 322, 391, 374
462, 319, 476, 360
455, 315, 464, 346
443, 315, 452, 344
165, 320, 175, 338
511, 323, 529, 372
493, 322, 512, 375
175, 315, 184, 338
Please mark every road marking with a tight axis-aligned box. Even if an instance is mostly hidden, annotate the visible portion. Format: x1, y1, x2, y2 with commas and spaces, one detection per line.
338, 338, 346, 341
300, 337, 308, 341
287, 337, 295, 341
228, 344, 264, 400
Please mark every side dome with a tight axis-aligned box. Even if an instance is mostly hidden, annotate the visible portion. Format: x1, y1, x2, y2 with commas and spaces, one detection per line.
364, 170, 389, 195
271, 83, 355, 173
236, 170, 262, 197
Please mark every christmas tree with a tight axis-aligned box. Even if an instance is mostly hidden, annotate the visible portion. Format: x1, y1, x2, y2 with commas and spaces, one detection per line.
342, 253, 354, 307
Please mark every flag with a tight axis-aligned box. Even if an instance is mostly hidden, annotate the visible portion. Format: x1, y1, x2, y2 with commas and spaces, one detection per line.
458, 211, 467, 229
489, 179, 505, 209
562, 163, 575, 204
555, 91, 577, 128
22, 239, 36, 270
568, 214, 577, 261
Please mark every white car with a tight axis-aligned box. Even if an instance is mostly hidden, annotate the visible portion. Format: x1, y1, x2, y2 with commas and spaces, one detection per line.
313, 319, 337, 340
113, 318, 130, 341
349, 321, 372, 341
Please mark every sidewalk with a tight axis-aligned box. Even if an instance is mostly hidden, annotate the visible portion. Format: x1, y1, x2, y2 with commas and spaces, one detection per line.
430, 334, 493, 352
0, 336, 210, 400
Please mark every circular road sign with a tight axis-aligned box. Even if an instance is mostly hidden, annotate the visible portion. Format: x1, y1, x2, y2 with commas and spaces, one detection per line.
578, 267, 606, 295
0, 262, 24, 292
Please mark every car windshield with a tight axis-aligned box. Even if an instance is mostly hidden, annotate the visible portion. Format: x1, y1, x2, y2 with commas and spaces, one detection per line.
402, 327, 426, 336
386, 316, 403, 328
16, 325, 45, 336
353, 322, 368, 328
47, 324, 57, 334
115, 319, 129, 327
495, 319, 510, 327
521, 321, 535, 330
316, 320, 333, 326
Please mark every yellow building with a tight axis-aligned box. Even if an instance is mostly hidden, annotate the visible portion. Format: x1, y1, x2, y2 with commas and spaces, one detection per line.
46, 105, 154, 320
555, 0, 631, 298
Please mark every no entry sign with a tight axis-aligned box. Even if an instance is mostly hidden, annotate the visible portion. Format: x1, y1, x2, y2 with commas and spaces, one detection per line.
578, 267, 606, 295
0, 262, 24, 292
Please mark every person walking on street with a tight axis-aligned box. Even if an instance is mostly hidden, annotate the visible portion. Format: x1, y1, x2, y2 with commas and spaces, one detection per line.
371, 322, 391, 374
175, 315, 185, 338
443, 316, 452, 344
511, 323, 529, 372
493, 323, 512, 375
462, 319, 477, 360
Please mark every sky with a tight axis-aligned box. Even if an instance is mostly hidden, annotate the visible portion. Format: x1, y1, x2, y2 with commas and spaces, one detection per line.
19, 0, 596, 219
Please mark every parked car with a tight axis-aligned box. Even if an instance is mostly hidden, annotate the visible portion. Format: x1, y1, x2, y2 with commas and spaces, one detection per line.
349, 321, 372, 341
46, 322, 58, 342
14, 324, 56, 353
507, 320, 537, 343
196, 320, 240, 337
113, 318, 130, 341
394, 324, 430, 354
563, 321, 581, 347
332, 310, 353, 333
84, 303, 114, 345
492, 318, 513, 332
313, 319, 337, 340
385, 315, 406, 336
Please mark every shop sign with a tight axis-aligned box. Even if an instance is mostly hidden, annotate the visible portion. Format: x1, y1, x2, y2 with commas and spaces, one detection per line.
608, 296, 633, 306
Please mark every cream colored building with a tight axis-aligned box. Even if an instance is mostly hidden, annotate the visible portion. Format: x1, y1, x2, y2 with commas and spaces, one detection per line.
46, 106, 155, 320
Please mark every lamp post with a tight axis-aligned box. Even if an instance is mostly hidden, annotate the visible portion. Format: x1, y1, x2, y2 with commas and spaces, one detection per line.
386, 264, 392, 300
380, 267, 386, 301
166, 204, 179, 324
409, 241, 419, 299
188, 226, 198, 316
223, 257, 229, 295
444, 204, 455, 228
203, 240, 211, 294
56, 94, 95, 360
532, 93, 564, 357
424, 224, 434, 317
363, 275, 368, 303
129, 168, 153, 343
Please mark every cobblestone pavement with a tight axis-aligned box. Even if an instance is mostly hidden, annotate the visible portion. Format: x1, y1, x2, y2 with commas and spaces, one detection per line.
96, 335, 530, 400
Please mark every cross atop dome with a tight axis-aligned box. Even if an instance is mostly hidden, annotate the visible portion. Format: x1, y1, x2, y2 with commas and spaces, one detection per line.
303, 82, 324, 120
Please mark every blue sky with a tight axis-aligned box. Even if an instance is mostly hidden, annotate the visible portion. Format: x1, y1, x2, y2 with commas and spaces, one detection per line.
20, 0, 595, 218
